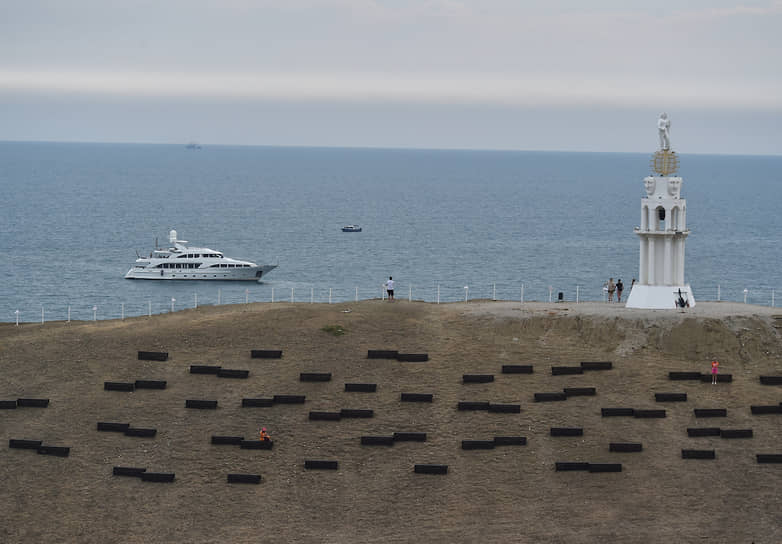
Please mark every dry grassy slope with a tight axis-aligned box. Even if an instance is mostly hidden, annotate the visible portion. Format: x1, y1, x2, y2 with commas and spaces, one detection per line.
1, 301, 781, 544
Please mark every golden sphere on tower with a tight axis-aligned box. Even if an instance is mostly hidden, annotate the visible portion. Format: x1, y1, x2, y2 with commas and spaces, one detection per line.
651, 150, 679, 176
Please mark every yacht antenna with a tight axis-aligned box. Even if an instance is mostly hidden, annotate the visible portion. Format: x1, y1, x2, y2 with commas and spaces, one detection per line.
155, 237, 158, 250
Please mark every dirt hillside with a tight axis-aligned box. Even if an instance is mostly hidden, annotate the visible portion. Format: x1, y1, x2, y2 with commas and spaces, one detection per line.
1, 300, 781, 543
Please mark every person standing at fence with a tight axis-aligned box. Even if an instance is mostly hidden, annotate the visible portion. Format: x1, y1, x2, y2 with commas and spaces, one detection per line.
616, 279, 624, 303
385, 276, 395, 302
606, 278, 616, 302
710, 360, 719, 385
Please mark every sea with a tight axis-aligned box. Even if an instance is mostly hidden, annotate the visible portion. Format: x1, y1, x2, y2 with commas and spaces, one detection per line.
1, 141, 780, 322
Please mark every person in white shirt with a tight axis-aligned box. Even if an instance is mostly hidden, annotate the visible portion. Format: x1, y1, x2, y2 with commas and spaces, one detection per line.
385, 277, 395, 301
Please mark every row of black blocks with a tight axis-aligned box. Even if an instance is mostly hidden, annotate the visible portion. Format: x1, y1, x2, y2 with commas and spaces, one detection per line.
138, 351, 168, 361
535, 388, 597, 402
556, 462, 621, 472
9, 440, 70, 457
189, 366, 249, 379
669, 371, 732, 383
113, 467, 175, 482
97, 422, 156, 437
0, 398, 49, 408
457, 401, 521, 413
211, 436, 274, 449
242, 395, 307, 407
309, 409, 374, 421
105, 380, 167, 391
460, 437, 527, 449
251, 350, 283, 358
367, 350, 429, 362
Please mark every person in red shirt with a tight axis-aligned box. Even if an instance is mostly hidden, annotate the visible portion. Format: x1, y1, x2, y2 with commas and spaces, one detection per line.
259, 427, 270, 441
710, 360, 719, 385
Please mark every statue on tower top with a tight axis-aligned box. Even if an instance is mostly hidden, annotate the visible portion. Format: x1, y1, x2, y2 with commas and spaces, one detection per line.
658, 112, 671, 150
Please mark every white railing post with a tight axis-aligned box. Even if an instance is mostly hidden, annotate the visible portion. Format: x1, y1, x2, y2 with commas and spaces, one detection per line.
549, 286, 553, 303
245, 289, 249, 304
743, 288, 748, 304
41, 306, 44, 324
121, 303, 125, 320
67, 306, 71, 322
409, 285, 412, 302
291, 288, 294, 303
493, 283, 496, 301
521, 284, 524, 303
218, 288, 221, 305
15, 309, 19, 326
576, 285, 580, 304
355, 287, 358, 302
717, 285, 720, 301
271, 288, 275, 303
772, 289, 775, 307
329, 288, 332, 304
311, 287, 314, 303
93, 306, 97, 321
171, 298, 176, 313
437, 284, 440, 304
148, 300, 152, 317
464, 286, 469, 302
382, 285, 385, 301
195, 293, 198, 308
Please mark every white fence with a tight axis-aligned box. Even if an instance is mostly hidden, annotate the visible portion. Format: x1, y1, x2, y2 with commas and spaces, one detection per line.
6, 282, 779, 324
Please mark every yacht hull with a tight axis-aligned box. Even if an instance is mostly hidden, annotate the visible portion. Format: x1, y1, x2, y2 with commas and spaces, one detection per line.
125, 265, 277, 281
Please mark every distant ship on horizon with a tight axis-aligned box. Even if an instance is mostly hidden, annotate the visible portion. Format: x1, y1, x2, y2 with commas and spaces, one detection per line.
185, 142, 202, 149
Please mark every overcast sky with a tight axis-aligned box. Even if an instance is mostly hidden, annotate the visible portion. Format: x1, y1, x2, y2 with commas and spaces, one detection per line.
1, 0, 780, 154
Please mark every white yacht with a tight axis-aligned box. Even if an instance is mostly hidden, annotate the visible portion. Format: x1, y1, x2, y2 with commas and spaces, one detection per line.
125, 230, 277, 281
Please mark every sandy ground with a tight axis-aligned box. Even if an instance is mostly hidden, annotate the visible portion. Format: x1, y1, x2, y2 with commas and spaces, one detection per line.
1, 300, 781, 543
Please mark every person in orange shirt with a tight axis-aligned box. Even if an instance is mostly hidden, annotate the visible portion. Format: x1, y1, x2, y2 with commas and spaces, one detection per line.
710, 360, 719, 385
259, 427, 270, 441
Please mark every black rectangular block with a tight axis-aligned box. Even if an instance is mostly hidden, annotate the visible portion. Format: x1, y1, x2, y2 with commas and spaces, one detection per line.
113, 466, 146, 477
581, 362, 613, 370
124, 427, 157, 437
97, 422, 130, 432
273, 395, 305, 404
134, 380, 167, 389
463, 374, 494, 384
396, 353, 429, 362
340, 409, 373, 418
300, 373, 332, 382
751, 405, 782, 414
140, 472, 175, 482
227, 473, 262, 484
555, 462, 589, 471
401, 393, 433, 402
488, 403, 521, 413
217, 369, 249, 379
242, 398, 275, 407
211, 435, 244, 445
720, 429, 753, 439
190, 365, 222, 374
104, 382, 135, 392
535, 393, 566, 402
694, 409, 727, 417
494, 436, 526, 446
700, 374, 732, 383
9, 439, 42, 449
502, 365, 533, 374
601, 408, 635, 417
414, 464, 447, 474
564, 387, 596, 397
655, 393, 687, 402
138, 351, 168, 361
461, 440, 496, 450
304, 460, 338, 470
457, 401, 490, 411
240, 440, 273, 449
687, 427, 721, 437
361, 436, 394, 446
609, 443, 643, 452
0, 400, 17, 409
309, 411, 341, 421
682, 449, 715, 459
760, 376, 782, 385
757, 454, 782, 463
551, 427, 583, 437
37, 446, 70, 457
393, 432, 427, 442
589, 463, 622, 472
186, 399, 218, 409
669, 371, 702, 380
345, 383, 377, 392
16, 398, 49, 407
552, 366, 583, 376
634, 410, 666, 418
367, 350, 398, 359
251, 350, 282, 359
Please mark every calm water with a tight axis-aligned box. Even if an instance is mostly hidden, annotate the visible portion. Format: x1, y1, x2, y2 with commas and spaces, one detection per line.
1, 141, 780, 322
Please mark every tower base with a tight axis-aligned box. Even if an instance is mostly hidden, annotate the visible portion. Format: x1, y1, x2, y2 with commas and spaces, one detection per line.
625, 285, 695, 309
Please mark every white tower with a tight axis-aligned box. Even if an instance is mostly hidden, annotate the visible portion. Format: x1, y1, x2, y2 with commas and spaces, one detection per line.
626, 114, 695, 309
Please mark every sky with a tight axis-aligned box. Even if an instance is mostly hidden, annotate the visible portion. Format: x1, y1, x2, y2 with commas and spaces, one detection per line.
1, 0, 781, 154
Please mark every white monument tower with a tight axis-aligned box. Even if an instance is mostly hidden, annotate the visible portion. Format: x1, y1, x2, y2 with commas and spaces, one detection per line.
625, 113, 695, 309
